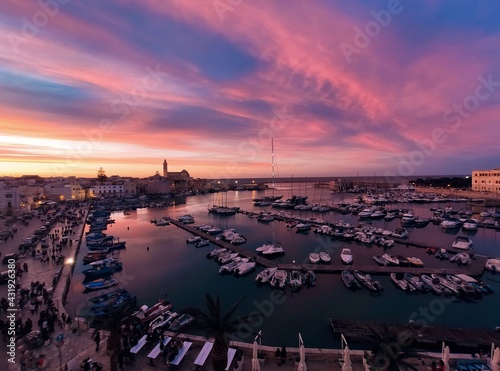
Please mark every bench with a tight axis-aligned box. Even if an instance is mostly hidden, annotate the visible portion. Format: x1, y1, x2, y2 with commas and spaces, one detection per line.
194, 341, 214, 366
147, 336, 172, 359
170, 341, 193, 366
130, 335, 147, 354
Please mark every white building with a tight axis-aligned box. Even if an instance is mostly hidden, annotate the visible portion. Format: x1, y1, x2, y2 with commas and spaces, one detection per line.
0, 183, 21, 216
90, 183, 125, 198
44, 182, 86, 201
472, 168, 500, 193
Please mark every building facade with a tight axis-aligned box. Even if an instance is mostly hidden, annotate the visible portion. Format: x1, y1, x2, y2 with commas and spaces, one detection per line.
0, 184, 21, 216
472, 168, 500, 193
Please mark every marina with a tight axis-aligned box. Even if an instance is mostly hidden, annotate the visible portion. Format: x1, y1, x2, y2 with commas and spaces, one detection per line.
62, 186, 500, 349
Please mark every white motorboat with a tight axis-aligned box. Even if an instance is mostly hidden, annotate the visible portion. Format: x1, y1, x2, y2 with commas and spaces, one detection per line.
486, 258, 500, 272
440, 219, 461, 229
295, 223, 311, 232
403, 273, 425, 291
194, 239, 210, 248
207, 248, 227, 259
406, 257, 424, 267
186, 235, 202, 244
319, 251, 331, 264
392, 228, 408, 239
462, 219, 478, 231
390, 273, 410, 291
309, 253, 320, 264
449, 252, 471, 265
255, 267, 278, 283
149, 311, 178, 331
340, 248, 353, 265
207, 227, 223, 235
218, 252, 239, 264
431, 274, 461, 295
452, 236, 473, 250
154, 219, 170, 226
235, 261, 256, 275
219, 257, 249, 274
381, 254, 399, 266
256, 242, 274, 252
353, 271, 383, 292
270, 270, 287, 288
229, 235, 247, 245
261, 244, 285, 256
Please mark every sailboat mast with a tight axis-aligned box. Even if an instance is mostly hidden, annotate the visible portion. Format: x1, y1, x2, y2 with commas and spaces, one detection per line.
272, 137, 275, 188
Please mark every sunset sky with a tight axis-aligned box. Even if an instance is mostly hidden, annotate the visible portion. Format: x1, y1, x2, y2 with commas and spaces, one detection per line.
1, 1, 499, 179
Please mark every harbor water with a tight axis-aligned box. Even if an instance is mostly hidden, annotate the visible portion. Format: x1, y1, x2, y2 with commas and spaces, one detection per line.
67, 184, 500, 349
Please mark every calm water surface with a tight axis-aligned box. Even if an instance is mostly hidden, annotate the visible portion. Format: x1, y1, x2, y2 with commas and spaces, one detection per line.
67, 185, 500, 348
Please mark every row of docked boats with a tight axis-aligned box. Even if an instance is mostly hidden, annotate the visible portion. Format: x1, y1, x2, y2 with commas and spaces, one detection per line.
207, 248, 256, 275
308, 251, 332, 264
372, 254, 424, 267
389, 273, 493, 297
256, 242, 285, 256
255, 267, 316, 289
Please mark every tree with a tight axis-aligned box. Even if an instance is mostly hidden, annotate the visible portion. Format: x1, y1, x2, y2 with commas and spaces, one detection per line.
90, 302, 138, 371
364, 324, 421, 371
97, 167, 107, 184
183, 294, 251, 371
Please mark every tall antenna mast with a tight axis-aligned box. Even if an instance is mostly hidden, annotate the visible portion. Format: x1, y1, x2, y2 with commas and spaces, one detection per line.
272, 137, 275, 188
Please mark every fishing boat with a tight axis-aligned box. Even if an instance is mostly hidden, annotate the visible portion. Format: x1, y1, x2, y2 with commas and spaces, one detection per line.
88, 288, 129, 304
82, 251, 109, 264
83, 278, 118, 291
341, 270, 361, 290
255, 267, 278, 283
82, 259, 123, 278
133, 299, 173, 323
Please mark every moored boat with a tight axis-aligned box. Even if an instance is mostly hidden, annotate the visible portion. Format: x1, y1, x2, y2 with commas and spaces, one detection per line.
269, 270, 287, 288
353, 270, 383, 292
309, 253, 320, 264
451, 236, 473, 250
83, 278, 118, 291
255, 267, 278, 283
341, 270, 361, 290
340, 248, 353, 265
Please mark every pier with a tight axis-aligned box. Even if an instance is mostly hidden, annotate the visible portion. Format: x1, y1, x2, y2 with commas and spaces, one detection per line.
167, 218, 486, 276
329, 318, 500, 348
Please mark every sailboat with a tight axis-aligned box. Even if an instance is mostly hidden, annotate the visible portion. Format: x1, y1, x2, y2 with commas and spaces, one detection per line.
253, 138, 283, 205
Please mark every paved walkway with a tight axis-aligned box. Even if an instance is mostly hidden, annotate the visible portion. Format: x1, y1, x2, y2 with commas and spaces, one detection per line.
0, 203, 486, 371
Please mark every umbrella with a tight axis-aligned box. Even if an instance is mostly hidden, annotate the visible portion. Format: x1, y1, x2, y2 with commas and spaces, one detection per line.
297, 333, 307, 371
442, 342, 450, 371
491, 344, 500, 371
251, 331, 261, 371
342, 345, 353, 371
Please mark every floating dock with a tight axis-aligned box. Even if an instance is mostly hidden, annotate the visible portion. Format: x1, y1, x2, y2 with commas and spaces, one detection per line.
329, 318, 500, 348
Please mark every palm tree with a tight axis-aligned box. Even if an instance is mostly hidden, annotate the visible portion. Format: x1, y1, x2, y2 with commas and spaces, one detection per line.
183, 294, 252, 371
90, 301, 138, 371
364, 324, 421, 371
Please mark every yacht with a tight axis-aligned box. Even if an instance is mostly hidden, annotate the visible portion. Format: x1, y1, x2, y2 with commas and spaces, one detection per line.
340, 248, 353, 265
451, 236, 473, 250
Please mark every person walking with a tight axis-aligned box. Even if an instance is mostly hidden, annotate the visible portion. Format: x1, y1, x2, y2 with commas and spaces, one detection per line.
93, 331, 101, 351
